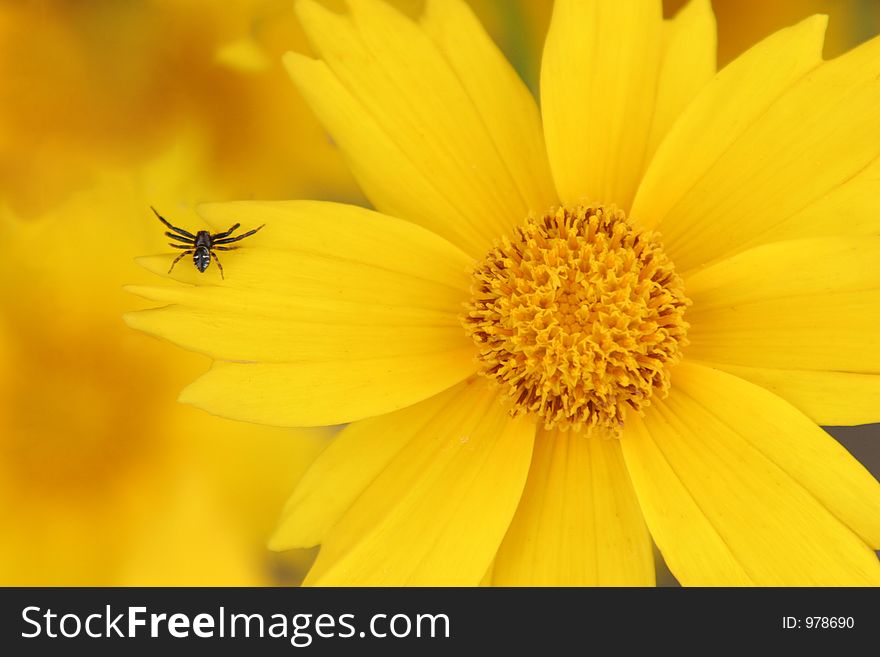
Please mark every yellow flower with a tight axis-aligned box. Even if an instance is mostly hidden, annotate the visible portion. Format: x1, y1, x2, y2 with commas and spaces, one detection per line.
0, 155, 329, 586
127, 0, 880, 585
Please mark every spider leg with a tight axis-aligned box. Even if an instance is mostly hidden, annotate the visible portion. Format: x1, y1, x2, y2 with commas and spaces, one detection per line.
213, 246, 238, 251
169, 243, 191, 249
152, 206, 195, 239
210, 251, 225, 279
166, 231, 193, 244
211, 223, 241, 240
212, 224, 265, 245
168, 250, 193, 273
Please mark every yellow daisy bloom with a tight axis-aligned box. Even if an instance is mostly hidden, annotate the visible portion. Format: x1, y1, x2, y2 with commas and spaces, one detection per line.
127, 0, 880, 586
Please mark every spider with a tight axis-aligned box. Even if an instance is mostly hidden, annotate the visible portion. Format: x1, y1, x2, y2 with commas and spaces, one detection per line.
152, 206, 265, 279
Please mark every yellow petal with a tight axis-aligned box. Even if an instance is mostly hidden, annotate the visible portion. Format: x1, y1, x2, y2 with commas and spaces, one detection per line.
541, 0, 664, 210
689, 364, 880, 427
479, 561, 494, 587
124, 297, 466, 364
635, 18, 880, 272
645, 0, 717, 158
270, 383, 467, 549
684, 238, 880, 425
125, 201, 477, 426
493, 428, 654, 586
176, 357, 476, 428
283, 54, 483, 256
622, 362, 880, 586
633, 14, 826, 234
288, 0, 545, 257
302, 377, 536, 586
419, 0, 557, 215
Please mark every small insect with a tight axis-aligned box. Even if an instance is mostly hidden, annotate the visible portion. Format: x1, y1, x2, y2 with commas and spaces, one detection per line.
152, 206, 265, 279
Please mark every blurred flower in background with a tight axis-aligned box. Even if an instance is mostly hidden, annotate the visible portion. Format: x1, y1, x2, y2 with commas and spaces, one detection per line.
0, 0, 363, 219
1, 0, 879, 587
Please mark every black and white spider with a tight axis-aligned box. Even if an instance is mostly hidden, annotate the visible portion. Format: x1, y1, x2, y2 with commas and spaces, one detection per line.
152, 206, 264, 279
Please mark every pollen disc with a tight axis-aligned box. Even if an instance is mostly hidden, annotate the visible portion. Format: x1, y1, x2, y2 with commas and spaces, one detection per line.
464, 204, 690, 434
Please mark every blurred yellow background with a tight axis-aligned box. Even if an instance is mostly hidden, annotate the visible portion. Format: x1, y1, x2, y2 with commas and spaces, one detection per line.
1, 0, 877, 586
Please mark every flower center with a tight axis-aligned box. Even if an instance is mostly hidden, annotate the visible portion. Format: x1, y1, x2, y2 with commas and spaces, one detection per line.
464, 204, 690, 434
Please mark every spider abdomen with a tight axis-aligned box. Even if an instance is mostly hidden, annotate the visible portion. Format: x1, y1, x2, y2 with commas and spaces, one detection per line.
193, 247, 211, 272
193, 231, 213, 272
